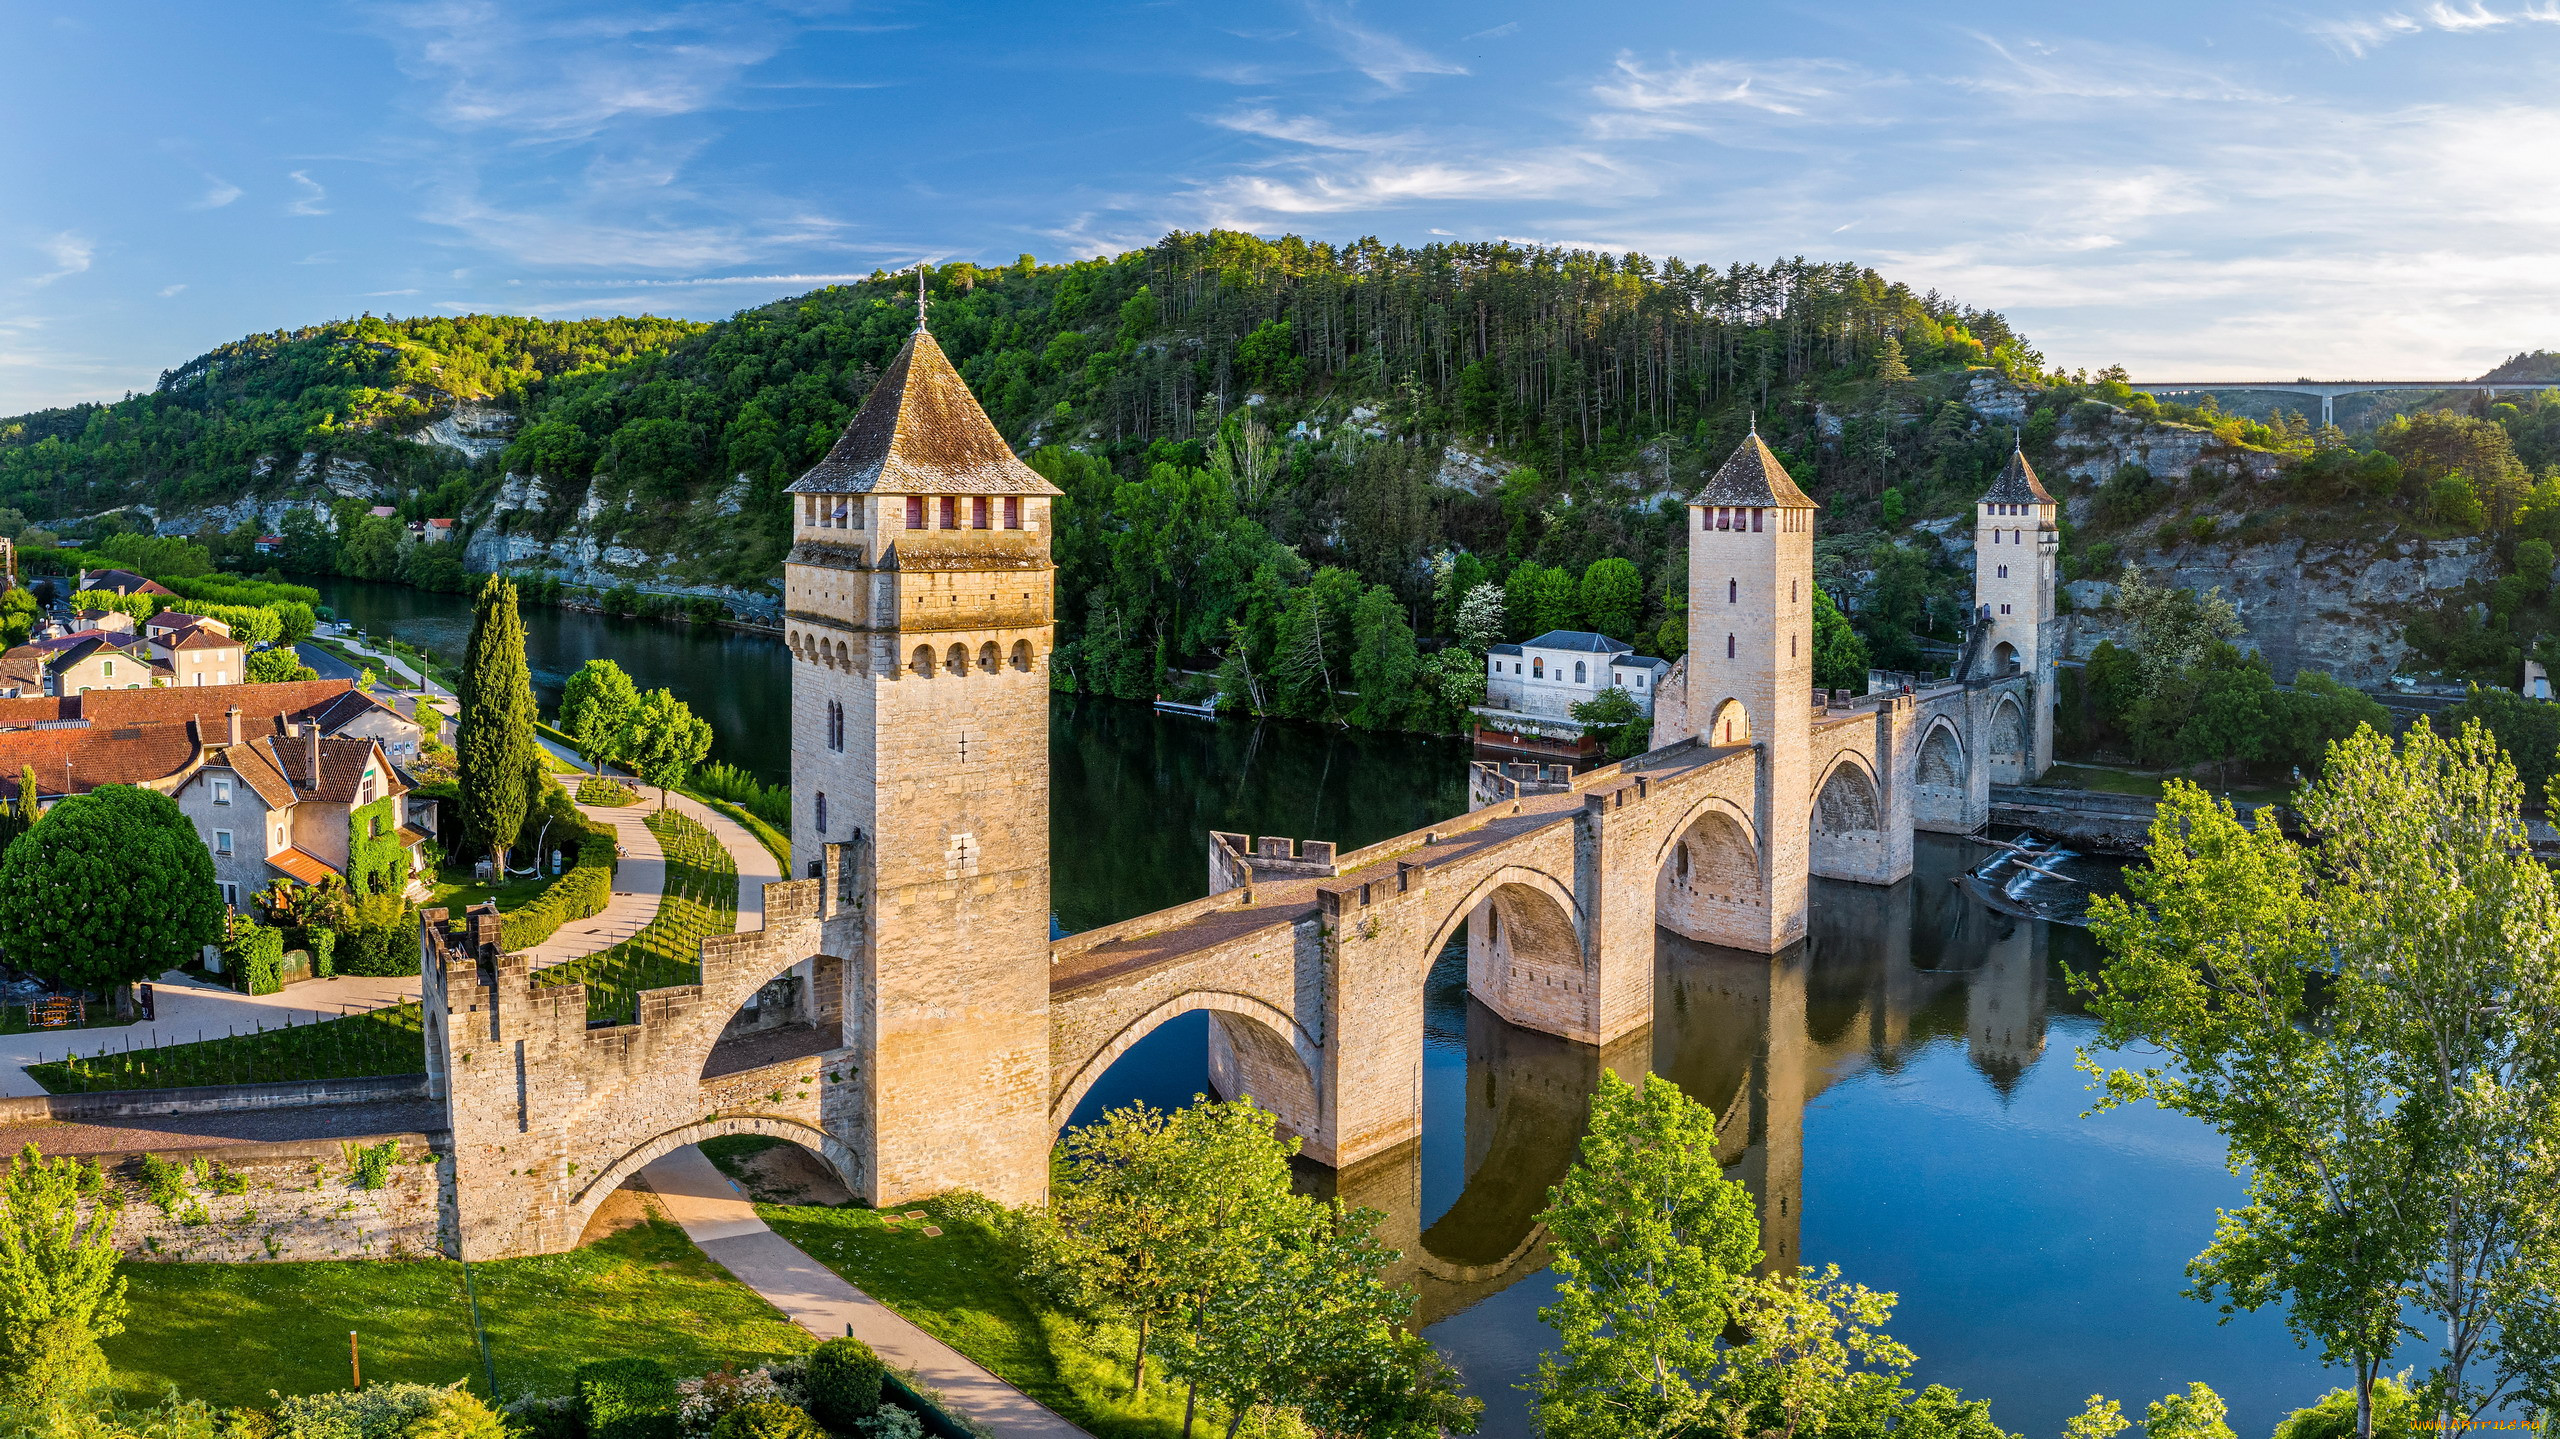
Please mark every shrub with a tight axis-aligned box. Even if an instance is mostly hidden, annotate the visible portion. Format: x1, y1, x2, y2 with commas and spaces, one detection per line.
334, 891, 419, 977
274, 1384, 454, 1439
803, 1340, 884, 1428
225, 920, 285, 997
400, 1390, 505, 1439
2271, 1375, 2417, 1439
705, 1404, 819, 1439
576, 1359, 680, 1439
501, 1398, 581, 1439
576, 778, 637, 807
307, 928, 336, 978
221, 1407, 280, 1439
850, 1411, 919, 1439
499, 816, 619, 951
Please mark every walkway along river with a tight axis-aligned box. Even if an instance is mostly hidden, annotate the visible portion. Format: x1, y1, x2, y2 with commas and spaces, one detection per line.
317, 577, 2371, 1436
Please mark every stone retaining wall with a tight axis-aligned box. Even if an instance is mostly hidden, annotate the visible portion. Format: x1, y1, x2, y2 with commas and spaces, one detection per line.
3, 1132, 453, 1263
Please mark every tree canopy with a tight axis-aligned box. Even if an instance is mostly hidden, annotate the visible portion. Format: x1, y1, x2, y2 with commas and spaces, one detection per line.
0, 785, 225, 992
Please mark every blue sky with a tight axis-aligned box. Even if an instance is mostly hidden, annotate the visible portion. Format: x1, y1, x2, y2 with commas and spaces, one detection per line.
5, 0, 2558, 413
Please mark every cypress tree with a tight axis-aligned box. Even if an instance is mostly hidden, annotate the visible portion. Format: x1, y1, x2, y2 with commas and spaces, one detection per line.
457, 575, 538, 876
0, 764, 37, 853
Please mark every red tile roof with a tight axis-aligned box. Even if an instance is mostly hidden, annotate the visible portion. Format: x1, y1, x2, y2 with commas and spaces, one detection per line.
268, 848, 337, 885
78, 569, 178, 597
79, 679, 353, 731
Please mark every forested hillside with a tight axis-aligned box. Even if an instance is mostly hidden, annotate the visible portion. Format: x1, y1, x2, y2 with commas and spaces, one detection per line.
0, 314, 705, 518
17, 228, 2560, 743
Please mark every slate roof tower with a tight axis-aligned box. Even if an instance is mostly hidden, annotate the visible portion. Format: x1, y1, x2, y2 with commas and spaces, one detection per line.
1972, 444, 2057, 780
782, 304, 1060, 1209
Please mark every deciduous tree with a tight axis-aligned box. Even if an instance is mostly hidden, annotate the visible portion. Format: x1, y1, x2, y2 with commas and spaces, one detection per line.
0, 1144, 126, 1407
0, 786, 223, 998
616, 688, 713, 807
561, 659, 640, 774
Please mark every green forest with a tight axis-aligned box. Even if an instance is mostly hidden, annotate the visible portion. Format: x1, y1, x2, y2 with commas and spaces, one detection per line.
10, 229, 2560, 752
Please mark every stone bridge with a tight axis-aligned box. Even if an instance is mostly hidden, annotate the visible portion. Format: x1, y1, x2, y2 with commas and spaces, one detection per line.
419, 348, 2064, 1256
1037, 669, 2031, 1174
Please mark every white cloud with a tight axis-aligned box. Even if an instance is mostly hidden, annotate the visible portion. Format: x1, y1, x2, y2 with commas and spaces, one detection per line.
2307, 1, 2560, 55
1301, 3, 1466, 90
193, 178, 243, 209
157, 284, 186, 298
1590, 52, 1863, 127
378, 0, 793, 142
287, 170, 330, 216
30, 233, 94, 286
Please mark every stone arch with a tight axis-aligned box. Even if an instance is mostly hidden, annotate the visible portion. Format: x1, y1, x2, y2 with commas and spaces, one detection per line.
1993, 640, 2019, 674
1708, 698, 1752, 747
1416, 865, 1589, 1035
1656, 796, 1763, 943
977, 641, 999, 673
1049, 991, 1321, 1136
1009, 639, 1033, 671
563, 1115, 858, 1242
1809, 755, 1886, 882
910, 644, 934, 677
944, 643, 969, 676
1914, 718, 1970, 831
1988, 693, 2028, 784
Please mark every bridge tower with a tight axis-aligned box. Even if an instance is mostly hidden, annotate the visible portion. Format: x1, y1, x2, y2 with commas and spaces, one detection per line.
1971, 447, 2058, 779
781, 316, 1061, 1209
1683, 432, 1820, 952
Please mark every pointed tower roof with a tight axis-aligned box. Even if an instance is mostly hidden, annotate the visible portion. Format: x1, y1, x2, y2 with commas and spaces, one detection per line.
787, 329, 1061, 496
1696, 432, 1819, 508
1982, 446, 2054, 505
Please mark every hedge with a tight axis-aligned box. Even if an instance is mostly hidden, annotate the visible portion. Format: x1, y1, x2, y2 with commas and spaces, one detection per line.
499, 814, 620, 951
227, 922, 285, 997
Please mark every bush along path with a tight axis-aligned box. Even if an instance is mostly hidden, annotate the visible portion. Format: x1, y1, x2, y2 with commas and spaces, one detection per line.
535, 808, 737, 1025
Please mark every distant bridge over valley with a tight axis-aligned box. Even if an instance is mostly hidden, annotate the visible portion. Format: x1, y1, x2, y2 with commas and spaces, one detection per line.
2129, 379, 2553, 426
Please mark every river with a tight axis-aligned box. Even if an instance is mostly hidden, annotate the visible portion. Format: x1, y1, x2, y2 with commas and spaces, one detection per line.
317, 578, 2355, 1434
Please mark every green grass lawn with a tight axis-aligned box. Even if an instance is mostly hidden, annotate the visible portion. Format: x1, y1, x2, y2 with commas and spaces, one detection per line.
108, 1220, 814, 1406
29, 1001, 426, 1093
536, 810, 735, 1025
758, 1198, 1269, 1439
427, 855, 559, 916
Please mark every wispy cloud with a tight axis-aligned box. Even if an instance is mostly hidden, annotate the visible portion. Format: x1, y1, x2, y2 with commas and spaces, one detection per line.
157, 283, 186, 297
193, 178, 243, 209
31, 234, 94, 286
1301, 3, 1465, 90
287, 170, 330, 215
1214, 106, 1422, 152
2308, 1, 2560, 55
378, 0, 795, 141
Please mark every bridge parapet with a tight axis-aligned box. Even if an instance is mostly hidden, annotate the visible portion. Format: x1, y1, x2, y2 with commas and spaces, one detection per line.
1209, 831, 1340, 896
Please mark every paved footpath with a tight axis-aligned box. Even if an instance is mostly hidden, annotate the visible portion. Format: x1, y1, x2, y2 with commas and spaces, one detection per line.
521, 795, 666, 971
641, 1146, 1093, 1439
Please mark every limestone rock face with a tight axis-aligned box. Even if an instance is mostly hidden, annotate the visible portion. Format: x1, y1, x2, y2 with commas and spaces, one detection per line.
410, 401, 516, 463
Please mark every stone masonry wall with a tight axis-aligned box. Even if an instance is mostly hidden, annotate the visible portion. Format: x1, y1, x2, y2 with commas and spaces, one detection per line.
20, 1133, 453, 1264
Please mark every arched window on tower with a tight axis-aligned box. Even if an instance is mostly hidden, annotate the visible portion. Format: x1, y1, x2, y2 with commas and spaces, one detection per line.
1728, 578, 1738, 603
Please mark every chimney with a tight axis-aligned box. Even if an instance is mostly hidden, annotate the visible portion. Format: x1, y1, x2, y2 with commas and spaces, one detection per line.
306, 722, 321, 790
225, 705, 241, 747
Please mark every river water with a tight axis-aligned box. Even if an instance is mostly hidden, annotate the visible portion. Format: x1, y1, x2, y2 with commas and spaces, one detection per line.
318, 579, 2352, 1434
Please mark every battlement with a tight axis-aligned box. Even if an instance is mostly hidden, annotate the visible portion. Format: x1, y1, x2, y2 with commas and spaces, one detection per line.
1209, 831, 1339, 895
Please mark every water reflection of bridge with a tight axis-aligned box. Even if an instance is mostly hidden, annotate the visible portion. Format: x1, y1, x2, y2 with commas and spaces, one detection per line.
1329, 837, 2060, 1328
